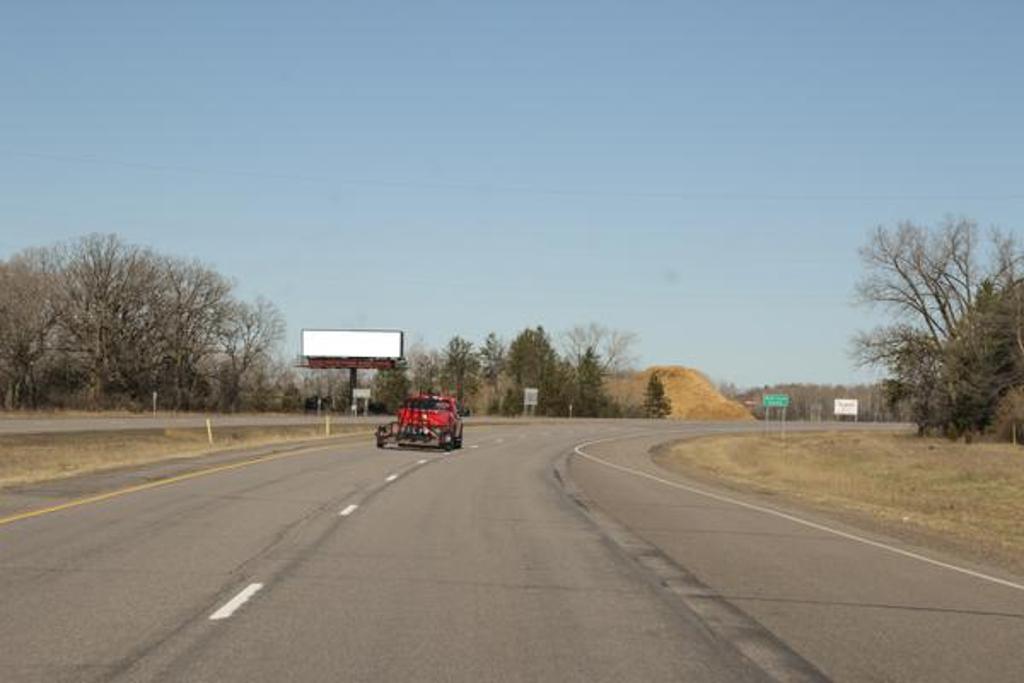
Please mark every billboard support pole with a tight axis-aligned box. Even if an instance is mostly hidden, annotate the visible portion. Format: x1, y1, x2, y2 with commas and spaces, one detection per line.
349, 368, 357, 416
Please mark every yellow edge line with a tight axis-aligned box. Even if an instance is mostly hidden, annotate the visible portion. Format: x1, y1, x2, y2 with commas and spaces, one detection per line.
0, 432, 371, 527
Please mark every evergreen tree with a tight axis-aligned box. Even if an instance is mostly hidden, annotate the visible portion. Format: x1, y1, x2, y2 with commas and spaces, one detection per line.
507, 326, 557, 388
573, 346, 608, 417
507, 326, 560, 414
643, 371, 672, 418
500, 385, 521, 417
541, 357, 576, 416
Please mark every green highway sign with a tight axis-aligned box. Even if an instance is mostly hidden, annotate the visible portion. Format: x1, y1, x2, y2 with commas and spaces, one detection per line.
762, 394, 790, 408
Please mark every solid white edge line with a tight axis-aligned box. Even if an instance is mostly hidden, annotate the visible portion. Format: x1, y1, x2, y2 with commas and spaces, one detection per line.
385, 473, 398, 482
339, 504, 358, 517
574, 435, 1024, 594
209, 582, 264, 620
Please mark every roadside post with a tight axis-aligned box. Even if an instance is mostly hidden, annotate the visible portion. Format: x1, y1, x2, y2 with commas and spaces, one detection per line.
762, 394, 790, 440
205, 417, 214, 445
349, 368, 358, 417
325, 413, 331, 437
152, 391, 157, 418
353, 388, 372, 417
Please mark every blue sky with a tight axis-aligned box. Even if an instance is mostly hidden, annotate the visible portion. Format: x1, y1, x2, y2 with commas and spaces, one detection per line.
2, 1, 1022, 387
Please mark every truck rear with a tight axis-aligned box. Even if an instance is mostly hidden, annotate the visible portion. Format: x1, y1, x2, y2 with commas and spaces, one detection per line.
376, 394, 464, 451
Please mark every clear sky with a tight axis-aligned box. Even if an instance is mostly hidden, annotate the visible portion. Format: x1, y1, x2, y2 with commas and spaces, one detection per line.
2, 1, 1022, 387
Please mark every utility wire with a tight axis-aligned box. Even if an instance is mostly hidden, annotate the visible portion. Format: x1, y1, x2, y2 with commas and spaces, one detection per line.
4, 150, 1023, 202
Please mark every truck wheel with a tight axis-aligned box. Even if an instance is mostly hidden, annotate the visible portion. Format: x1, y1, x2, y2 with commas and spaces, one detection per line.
442, 431, 453, 451
453, 430, 463, 449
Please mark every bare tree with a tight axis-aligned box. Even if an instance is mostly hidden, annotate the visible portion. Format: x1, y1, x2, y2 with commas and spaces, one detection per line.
855, 218, 1019, 346
52, 234, 164, 407
406, 343, 443, 394
0, 251, 60, 408
855, 218, 1024, 435
217, 297, 285, 412
157, 258, 233, 410
0, 233, 307, 413
563, 323, 638, 374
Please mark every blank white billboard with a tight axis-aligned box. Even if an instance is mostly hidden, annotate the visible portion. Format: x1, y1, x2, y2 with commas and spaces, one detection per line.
834, 399, 859, 417
302, 329, 403, 359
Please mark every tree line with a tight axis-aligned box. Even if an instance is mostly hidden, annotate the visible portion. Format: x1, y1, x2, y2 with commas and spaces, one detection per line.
728, 382, 901, 422
0, 236, 657, 417
372, 323, 657, 418
0, 234, 288, 411
855, 217, 1024, 439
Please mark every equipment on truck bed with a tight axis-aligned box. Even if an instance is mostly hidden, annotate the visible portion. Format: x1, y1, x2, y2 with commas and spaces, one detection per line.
376, 393, 464, 451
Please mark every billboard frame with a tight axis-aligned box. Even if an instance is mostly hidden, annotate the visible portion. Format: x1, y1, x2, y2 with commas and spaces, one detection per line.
299, 328, 405, 370
299, 328, 405, 413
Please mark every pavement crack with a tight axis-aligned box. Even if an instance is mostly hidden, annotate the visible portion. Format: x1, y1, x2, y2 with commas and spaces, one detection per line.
714, 594, 1024, 620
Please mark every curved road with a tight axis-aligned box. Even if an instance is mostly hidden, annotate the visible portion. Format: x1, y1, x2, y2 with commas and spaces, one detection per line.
1, 421, 1021, 681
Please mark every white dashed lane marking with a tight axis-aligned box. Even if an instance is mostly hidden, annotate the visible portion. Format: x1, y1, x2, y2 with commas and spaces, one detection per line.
339, 504, 358, 517
385, 473, 399, 483
209, 583, 263, 621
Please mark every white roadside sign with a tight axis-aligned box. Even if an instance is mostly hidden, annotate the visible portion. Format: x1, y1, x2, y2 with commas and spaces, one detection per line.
523, 388, 539, 407
834, 399, 859, 417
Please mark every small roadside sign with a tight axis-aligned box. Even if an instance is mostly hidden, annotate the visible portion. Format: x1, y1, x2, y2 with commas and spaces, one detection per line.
762, 394, 790, 408
523, 388, 539, 407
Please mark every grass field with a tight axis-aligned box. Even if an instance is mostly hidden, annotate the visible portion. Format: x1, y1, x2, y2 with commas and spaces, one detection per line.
0, 423, 369, 487
655, 431, 1024, 573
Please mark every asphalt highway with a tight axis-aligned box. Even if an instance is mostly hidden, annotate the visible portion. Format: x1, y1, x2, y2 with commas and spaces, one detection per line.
0, 414, 544, 435
1, 421, 1021, 682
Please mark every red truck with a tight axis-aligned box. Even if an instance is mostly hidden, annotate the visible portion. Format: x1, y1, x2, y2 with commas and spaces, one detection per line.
376, 393, 464, 451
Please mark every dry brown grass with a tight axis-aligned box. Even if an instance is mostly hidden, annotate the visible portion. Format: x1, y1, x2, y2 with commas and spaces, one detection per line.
0, 424, 369, 487
656, 431, 1024, 572
0, 409, 143, 420
0, 410, 311, 420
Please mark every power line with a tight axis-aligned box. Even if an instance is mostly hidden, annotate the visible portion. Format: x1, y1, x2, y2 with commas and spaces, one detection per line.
4, 149, 1023, 203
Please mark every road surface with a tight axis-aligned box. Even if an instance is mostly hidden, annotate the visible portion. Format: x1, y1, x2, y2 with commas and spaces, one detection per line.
0, 414, 535, 436
1, 420, 1021, 682
0, 414, 378, 435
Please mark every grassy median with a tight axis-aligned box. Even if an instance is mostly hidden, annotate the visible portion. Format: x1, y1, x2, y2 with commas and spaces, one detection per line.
0, 424, 370, 487
654, 431, 1024, 573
